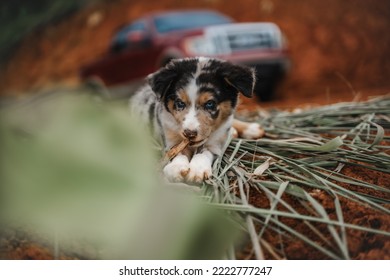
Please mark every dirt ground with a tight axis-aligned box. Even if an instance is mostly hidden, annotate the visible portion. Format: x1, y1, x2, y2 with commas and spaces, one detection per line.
0, 0, 389, 259
244, 166, 390, 260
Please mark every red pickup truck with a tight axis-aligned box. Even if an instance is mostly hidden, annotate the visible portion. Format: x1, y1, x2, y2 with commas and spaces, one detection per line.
80, 10, 289, 101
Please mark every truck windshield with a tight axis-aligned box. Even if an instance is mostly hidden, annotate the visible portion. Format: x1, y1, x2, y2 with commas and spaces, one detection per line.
154, 11, 232, 33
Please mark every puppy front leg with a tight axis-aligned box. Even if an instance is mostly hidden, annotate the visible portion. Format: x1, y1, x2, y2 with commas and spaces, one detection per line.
187, 150, 214, 184
163, 153, 190, 182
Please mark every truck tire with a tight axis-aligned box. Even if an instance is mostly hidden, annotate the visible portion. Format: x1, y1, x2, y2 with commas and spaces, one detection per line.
253, 64, 285, 102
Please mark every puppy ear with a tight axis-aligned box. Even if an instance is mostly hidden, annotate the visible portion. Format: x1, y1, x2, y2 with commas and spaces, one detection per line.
147, 64, 178, 99
147, 59, 197, 99
220, 63, 256, 98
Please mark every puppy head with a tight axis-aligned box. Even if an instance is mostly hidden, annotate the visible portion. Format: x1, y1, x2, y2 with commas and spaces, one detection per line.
148, 57, 256, 146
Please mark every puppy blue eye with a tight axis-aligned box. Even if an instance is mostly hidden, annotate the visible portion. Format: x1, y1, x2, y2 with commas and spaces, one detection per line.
204, 100, 217, 111
174, 100, 186, 110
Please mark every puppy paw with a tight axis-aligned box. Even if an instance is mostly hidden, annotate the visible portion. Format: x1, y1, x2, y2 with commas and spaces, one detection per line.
163, 154, 190, 182
241, 123, 264, 139
230, 127, 239, 138
186, 154, 213, 184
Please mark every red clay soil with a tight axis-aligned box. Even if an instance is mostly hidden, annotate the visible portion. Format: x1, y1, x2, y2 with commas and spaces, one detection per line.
238, 162, 390, 260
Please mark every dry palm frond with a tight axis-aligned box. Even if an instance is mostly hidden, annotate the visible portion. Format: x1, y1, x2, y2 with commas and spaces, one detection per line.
204, 95, 390, 260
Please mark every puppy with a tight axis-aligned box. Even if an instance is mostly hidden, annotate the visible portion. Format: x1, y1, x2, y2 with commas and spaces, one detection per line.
130, 57, 263, 183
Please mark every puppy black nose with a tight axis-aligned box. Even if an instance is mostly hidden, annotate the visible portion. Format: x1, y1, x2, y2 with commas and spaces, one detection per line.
183, 129, 198, 139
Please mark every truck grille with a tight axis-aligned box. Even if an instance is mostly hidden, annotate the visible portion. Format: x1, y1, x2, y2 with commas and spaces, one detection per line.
205, 23, 283, 54
227, 32, 275, 51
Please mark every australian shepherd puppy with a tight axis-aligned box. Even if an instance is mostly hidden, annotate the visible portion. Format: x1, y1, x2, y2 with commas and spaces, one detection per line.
130, 57, 263, 183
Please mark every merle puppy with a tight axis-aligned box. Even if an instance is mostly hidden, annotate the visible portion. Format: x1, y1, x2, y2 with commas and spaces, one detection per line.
130, 57, 263, 183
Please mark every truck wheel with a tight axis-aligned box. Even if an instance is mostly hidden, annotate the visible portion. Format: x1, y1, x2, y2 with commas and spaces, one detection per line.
254, 76, 280, 102
253, 64, 285, 102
